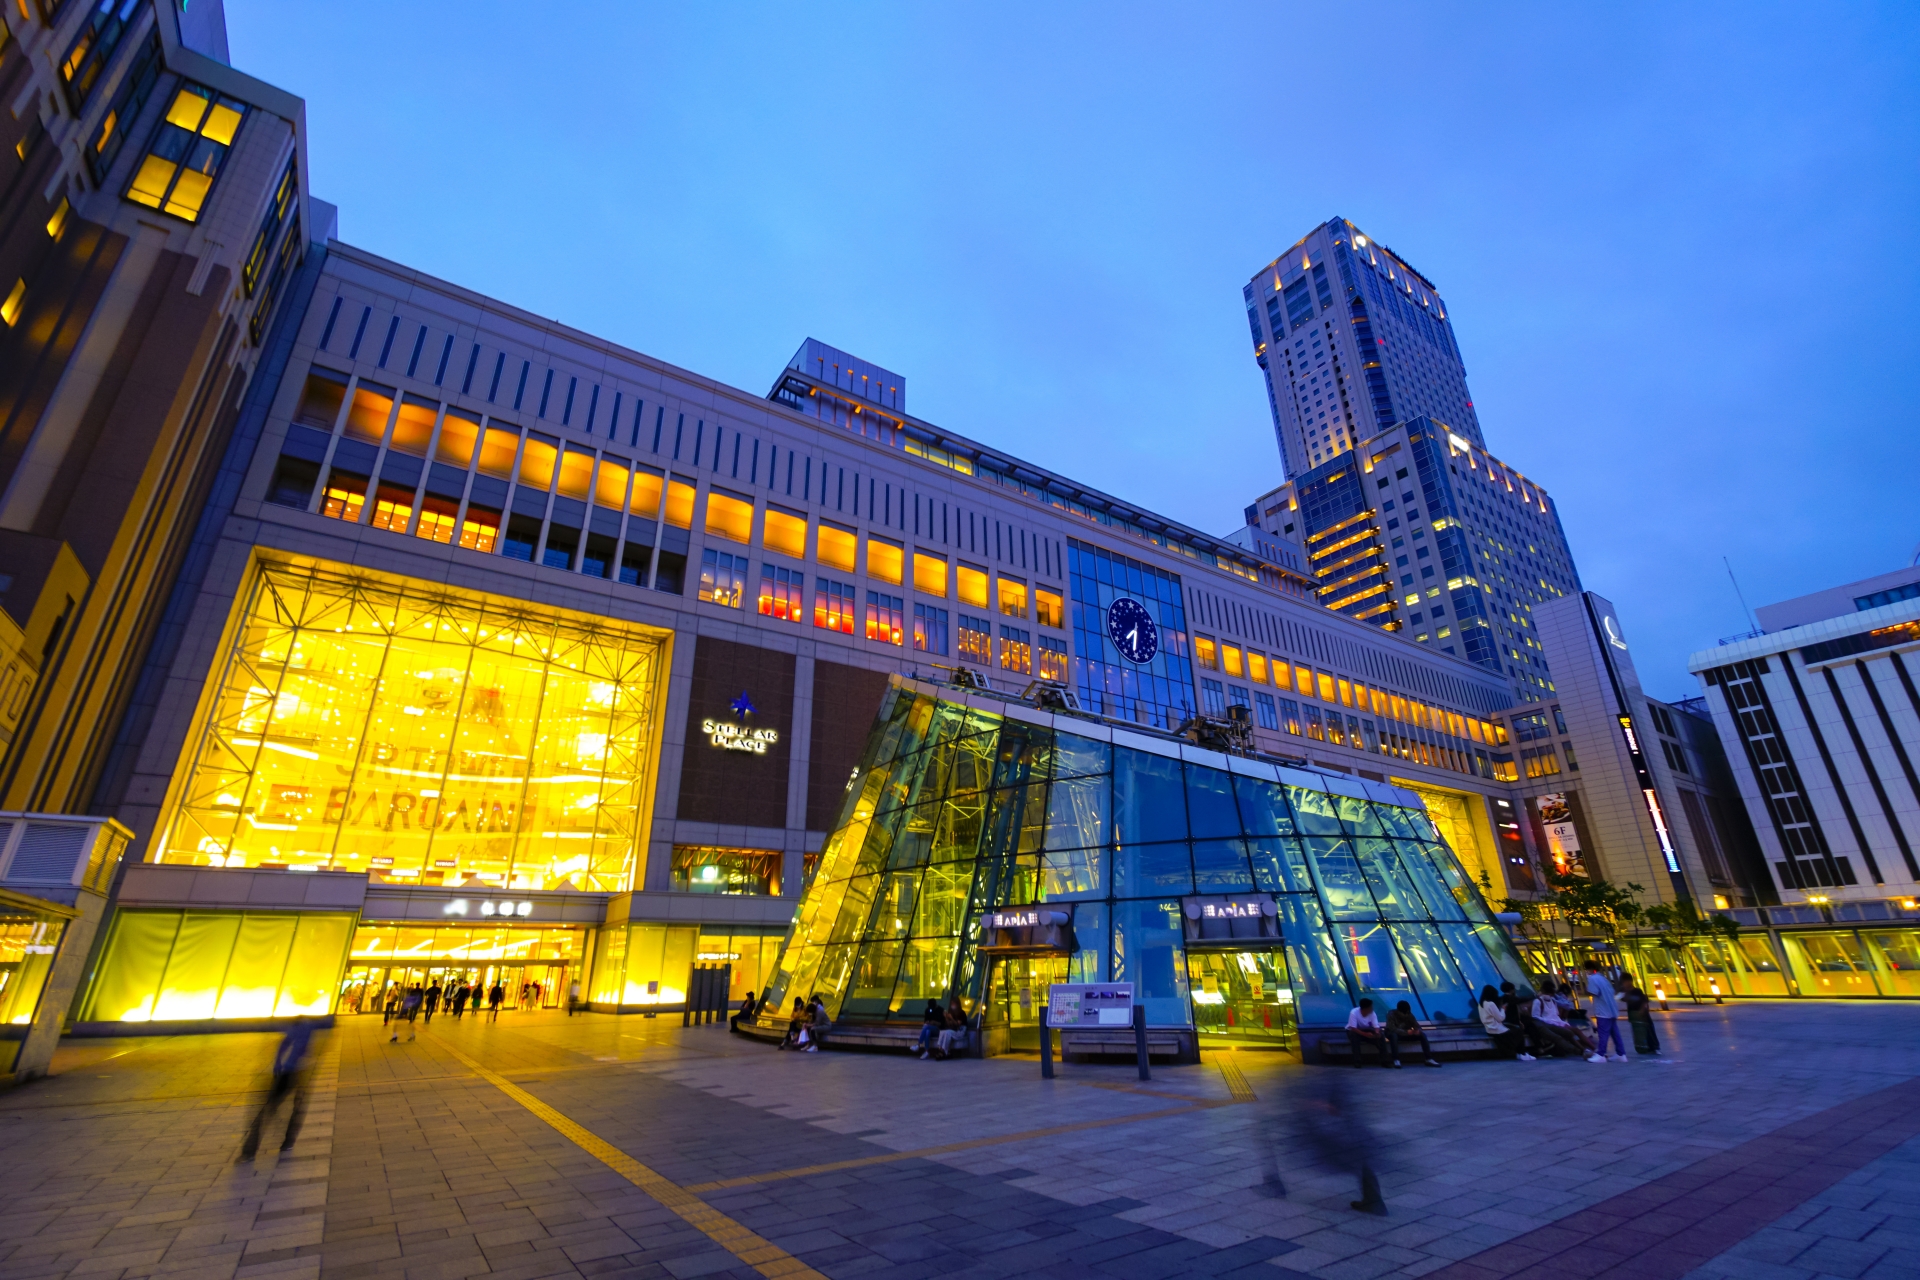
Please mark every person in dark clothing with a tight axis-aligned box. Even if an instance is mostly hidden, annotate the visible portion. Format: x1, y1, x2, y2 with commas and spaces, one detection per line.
423, 981, 442, 1023
1622, 976, 1662, 1055
1385, 1001, 1443, 1067
779, 997, 808, 1049
915, 999, 944, 1059
391, 986, 423, 1043
241, 1021, 315, 1161
452, 982, 470, 1018
488, 981, 505, 1021
730, 989, 758, 1032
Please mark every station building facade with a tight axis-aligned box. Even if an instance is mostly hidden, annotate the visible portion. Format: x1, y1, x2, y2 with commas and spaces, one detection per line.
52, 232, 1569, 1035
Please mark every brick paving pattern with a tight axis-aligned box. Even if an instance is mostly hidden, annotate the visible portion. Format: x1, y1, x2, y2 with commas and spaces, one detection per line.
0, 1001, 1916, 1279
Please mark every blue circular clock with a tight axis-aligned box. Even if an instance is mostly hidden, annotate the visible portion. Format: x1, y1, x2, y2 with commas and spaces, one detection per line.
1106, 598, 1159, 664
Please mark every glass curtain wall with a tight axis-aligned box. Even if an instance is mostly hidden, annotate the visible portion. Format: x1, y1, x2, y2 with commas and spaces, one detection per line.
760, 681, 1526, 1029
158, 556, 668, 891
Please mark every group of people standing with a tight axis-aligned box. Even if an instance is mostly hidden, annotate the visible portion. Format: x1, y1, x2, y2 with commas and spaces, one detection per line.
1477, 960, 1662, 1062
381, 976, 512, 1042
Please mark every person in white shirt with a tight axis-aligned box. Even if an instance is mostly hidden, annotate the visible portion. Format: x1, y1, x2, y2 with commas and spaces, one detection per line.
1479, 985, 1533, 1060
1344, 998, 1391, 1067
1584, 960, 1628, 1061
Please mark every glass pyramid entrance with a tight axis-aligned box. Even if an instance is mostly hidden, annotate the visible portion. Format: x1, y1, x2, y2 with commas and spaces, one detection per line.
760, 677, 1526, 1050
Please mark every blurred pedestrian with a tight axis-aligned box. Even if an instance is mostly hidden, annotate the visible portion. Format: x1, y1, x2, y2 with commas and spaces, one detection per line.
382, 985, 399, 1025
423, 980, 442, 1024
1260, 1064, 1388, 1214
390, 986, 423, 1043
568, 979, 582, 1016
452, 981, 470, 1019
488, 981, 505, 1021
240, 1020, 315, 1161
1621, 976, 1662, 1056
1584, 960, 1627, 1061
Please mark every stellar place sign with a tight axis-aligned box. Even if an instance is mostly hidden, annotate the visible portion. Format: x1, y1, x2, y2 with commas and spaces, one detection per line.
702, 719, 779, 755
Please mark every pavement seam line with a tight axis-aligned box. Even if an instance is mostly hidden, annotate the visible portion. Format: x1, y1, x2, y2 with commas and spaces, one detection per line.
681, 1100, 1229, 1193
436, 1040, 824, 1280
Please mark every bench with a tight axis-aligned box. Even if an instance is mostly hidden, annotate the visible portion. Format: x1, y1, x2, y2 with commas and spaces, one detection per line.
736, 1016, 980, 1057
1059, 1028, 1199, 1065
1314, 1024, 1493, 1064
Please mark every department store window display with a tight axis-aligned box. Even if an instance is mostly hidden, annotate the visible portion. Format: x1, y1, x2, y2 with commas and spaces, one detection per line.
157, 557, 669, 892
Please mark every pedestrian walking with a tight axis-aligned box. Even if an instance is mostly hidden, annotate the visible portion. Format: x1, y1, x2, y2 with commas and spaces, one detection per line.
1621, 976, 1662, 1055
1259, 1064, 1388, 1214
382, 986, 399, 1025
488, 981, 505, 1021
1583, 960, 1628, 1061
390, 986, 423, 1043
424, 980, 442, 1023
240, 1019, 315, 1161
568, 979, 582, 1016
452, 982, 469, 1018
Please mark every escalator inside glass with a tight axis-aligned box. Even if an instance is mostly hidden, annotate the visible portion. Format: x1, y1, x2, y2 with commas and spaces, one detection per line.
1186, 949, 1297, 1049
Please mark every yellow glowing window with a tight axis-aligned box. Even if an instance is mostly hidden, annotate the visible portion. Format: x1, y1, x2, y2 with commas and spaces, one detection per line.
46, 196, 69, 240
155, 557, 668, 896
1271, 658, 1290, 690
957, 565, 988, 609
389, 395, 437, 457
664, 478, 695, 530
556, 447, 594, 500
629, 467, 663, 519
1317, 672, 1336, 703
1035, 588, 1063, 630
1195, 636, 1218, 670
477, 427, 519, 478
459, 509, 498, 553
518, 434, 557, 490
1467, 718, 1484, 744
705, 489, 753, 544
1338, 678, 1353, 708
343, 383, 394, 443
997, 577, 1027, 619
817, 522, 856, 573
1391, 696, 1408, 721
1222, 646, 1244, 679
415, 498, 458, 544
762, 507, 806, 558
867, 537, 903, 585
1296, 665, 1314, 698
123, 84, 247, 224
321, 480, 365, 523
594, 457, 629, 509
1248, 653, 1268, 685
912, 552, 947, 597
369, 485, 413, 533
436, 409, 479, 467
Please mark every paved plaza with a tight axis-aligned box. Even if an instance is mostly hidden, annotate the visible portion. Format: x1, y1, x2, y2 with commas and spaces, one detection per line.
2, 1002, 1919, 1280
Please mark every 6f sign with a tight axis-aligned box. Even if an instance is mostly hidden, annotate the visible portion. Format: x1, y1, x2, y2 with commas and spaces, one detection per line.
1106, 598, 1158, 664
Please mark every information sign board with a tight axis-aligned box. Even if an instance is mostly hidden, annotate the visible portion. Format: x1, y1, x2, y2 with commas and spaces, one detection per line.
1047, 982, 1134, 1027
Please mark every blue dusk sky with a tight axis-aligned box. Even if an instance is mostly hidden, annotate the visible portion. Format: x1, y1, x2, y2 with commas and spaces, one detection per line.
230, 2, 1920, 699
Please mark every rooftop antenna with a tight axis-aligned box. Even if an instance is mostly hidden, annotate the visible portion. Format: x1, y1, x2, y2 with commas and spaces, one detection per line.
1724, 557, 1759, 635
1911, 540, 1919, 568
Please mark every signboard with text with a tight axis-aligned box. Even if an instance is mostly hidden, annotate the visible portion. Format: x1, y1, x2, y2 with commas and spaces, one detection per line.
1047, 982, 1134, 1027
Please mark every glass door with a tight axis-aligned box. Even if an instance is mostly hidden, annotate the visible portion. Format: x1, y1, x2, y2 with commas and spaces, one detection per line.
984, 954, 1070, 1053
1186, 949, 1297, 1049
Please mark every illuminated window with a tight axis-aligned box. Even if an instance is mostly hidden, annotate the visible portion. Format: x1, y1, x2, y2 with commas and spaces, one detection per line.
157, 557, 668, 893
817, 521, 856, 572
629, 466, 663, 519
670, 846, 781, 896
59, 0, 140, 113
1035, 587, 1063, 630
1296, 665, 1314, 698
813, 579, 856, 634
124, 83, 247, 223
913, 604, 949, 655
389, 395, 437, 456
957, 564, 988, 609
459, 508, 499, 554
698, 549, 747, 607
1037, 635, 1068, 682
476, 425, 519, 477
866, 591, 905, 645
243, 156, 298, 298
762, 506, 806, 558
2, 278, 24, 328
1194, 636, 1218, 671
1248, 652, 1269, 685
866, 536, 904, 586
999, 626, 1031, 675
415, 497, 458, 545
912, 551, 948, 597
518, 433, 558, 491
436, 409, 480, 468
758, 564, 805, 622
997, 577, 1027, 619
705, 488, 753, 543
556, 447, 594, 501
1222, 645, 1244, 678
1318, 671, 1337, 703
593, 455, 629, 509
321, 477, 365, 523
343, 382, 394, 443
958, 614, 991, 665
663, 477, 696, 529
369, 485, 413, 533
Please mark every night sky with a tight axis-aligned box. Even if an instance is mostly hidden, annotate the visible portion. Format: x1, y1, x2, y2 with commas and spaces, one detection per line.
230, 2, 1920, 699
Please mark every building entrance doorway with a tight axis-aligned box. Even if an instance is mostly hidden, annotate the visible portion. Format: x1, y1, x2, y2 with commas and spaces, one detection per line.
339, 961, 570, 1015
982, 954, 1070, 1055
1185, 948, 1297, 1050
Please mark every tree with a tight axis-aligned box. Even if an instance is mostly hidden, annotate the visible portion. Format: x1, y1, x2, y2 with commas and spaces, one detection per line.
1641, 899, 1741, 1002
1502, 870, 1648, 972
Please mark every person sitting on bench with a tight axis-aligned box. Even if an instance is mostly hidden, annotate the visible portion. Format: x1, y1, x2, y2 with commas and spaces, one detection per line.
1385, 1000, 1443, 1067
1345, 999, 1392, 1066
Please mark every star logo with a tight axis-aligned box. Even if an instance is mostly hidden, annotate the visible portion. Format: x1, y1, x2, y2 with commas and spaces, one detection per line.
729, 692, 757, 718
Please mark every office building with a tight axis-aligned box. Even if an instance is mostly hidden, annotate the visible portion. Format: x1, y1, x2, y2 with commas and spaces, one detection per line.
0, 0, 321, 1074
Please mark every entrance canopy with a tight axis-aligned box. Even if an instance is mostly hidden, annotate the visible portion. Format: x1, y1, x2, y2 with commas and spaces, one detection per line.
763, 677, 1526, 1029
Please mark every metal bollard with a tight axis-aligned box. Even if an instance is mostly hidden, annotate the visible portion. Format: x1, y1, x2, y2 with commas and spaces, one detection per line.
1133, 1003, 1150, 1081
1040, 1007, 1054, 1079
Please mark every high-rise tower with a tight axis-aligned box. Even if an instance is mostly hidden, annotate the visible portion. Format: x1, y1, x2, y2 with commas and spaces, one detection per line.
1245, 218, 1481, 479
